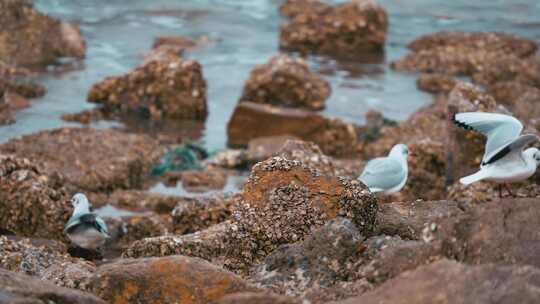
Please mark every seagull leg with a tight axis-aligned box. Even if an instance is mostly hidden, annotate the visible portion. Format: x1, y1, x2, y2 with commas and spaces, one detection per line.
504, 183, 515, 198
498, 184, 503, 198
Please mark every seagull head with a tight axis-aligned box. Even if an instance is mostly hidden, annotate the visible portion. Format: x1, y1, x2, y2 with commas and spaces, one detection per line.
389, 144, 409, 159
71, 193, 91, 214
528, 147, 540, 166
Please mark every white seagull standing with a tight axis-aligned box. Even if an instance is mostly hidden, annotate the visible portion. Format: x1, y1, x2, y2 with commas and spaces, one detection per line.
359, 144, 409, 195
453, 112, 540, 197
64, 193, 110, 250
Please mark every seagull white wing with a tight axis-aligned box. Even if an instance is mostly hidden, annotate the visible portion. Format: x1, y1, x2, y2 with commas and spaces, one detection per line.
453, 112, 523, 164
486, 134, 540, 165
359, 157, 406, 191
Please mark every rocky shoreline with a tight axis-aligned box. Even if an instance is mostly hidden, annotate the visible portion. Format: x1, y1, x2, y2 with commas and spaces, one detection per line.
1, 0, 540, 303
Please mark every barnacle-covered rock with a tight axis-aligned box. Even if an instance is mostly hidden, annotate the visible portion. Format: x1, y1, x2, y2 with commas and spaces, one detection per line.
416, 73, 457, 94
279, 0, 388, 59
88, 52, 207, 120
239, 55, 331, 110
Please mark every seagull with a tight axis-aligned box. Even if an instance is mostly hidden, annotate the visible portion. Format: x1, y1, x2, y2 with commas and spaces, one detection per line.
359, 144, 409, 195
452, 112, 540, 197
64, 193, 109, 250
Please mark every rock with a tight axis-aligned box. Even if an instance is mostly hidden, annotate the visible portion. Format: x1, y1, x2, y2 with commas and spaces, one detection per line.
247, 135, 300, 163
392, 31, 536, 76
376, 200, 464, 240
104, 190, 181, 213
148, 36, 198, 60
3, 91, 30, 110
172, 194, 237, 235
0, 154, 71, 241
224, 156, 378, 272
204, 149, 249, 169
88, 53, 207, 120
123, 221, 230, 263
227, 102, 359, 157
0, 128, 163, 192
250, 218, 365, 298
239, 55, 331, 110
177, 168, 227, 193
337, 259, 540, 304
116, 213, 171, 248
213, 292, 301, 304
61, 108, 111, 125
488, 81, 540, 124
0, 78, 46, 98
416, 73, 457, 94
0, 236, 95, 290
471, 54, 540, 88
89, 255, 257, 303
0, 0, 86, 69
0, 268, 104, 303
276, 139, 342, 177
0, 96, 15, 125
279, 0, 388, 59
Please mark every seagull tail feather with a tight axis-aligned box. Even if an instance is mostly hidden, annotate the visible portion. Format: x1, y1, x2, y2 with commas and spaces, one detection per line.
459, 170, 488, 185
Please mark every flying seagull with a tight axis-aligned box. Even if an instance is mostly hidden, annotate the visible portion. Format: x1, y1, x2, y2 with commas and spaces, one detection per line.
452, 112, 540, 197
64, 193, 109, 250
359, 143, 409, 195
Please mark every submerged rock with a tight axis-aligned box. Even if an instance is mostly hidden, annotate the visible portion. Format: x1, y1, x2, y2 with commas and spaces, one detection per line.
0, 128, 163, 192
337, 259, 540, 304
239, 54, 331, 110
0, 236, 95, 290
0, 154, 71, 241
0, 268, 104, 303
88, 52, 207, 120
0, 0, 86, 69
227, 102, 358, 157
279, 0, 388, 59
89, 255, 257, 303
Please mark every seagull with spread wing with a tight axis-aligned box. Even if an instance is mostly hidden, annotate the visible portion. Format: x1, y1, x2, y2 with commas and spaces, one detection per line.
359, 143, 409, 195
65, 193, 110, 250
453, 112, 540, 197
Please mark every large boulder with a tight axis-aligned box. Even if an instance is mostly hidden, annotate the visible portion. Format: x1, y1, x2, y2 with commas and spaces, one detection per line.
88, 53, 207, 120
0, 154, 71, 241
239, 55, 331, 110
0, 0, 86, 69
0, 128, 163, 192
227, 102, 359, 157
0, 268, 104, 303
224, 156, 377, 271
391, 31, 536, 78
279, 0, 388, 59
0, 236, 95, 289
337, 259, 540, 304
89, 255, 257, 304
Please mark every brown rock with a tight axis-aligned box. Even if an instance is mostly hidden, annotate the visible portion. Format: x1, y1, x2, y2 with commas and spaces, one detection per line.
90, 255, 256, 304
276, 139, 340, 176
104, 190, 180, 213
117, 213, 171, 248
0, 268, 104, 303
0, 236, 95, 290
0, 154, 71, 241
239, 54, 331, 110
280, 0, 388, 59
213, 292, 301, 304
488, 81, 540, 124
88, 53, 207, 120
337, 259, 540, 304
0, 96, 15, 125
204, 149, 249, 169
224, 156, 377, 271
0, 128, 163, 192
227, 102, 358, 157
179, 168, 227, 193
471, 55, 540, 88
172, 194, 237, 235
392, 31, 536, 74
0, 0, 86, 69
250, 218, 365, 299
247, 135, 300, 163
416, 73, 457, 94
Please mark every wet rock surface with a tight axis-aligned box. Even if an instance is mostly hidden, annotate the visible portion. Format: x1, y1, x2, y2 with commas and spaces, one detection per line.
337, 259, 540, 304
0, 154, 71, 241
213, 292, 301, 304
239, 54, 331, 110
0, 236, 95, 290
88, 52, 207, 120
0, 268, 105, 304
227, 102, 359, 157
279, 0, 388, 59
0, 0, 86, 69
172, 194, 237, 235
89, 255, 257, 304
0, 128, 163, 193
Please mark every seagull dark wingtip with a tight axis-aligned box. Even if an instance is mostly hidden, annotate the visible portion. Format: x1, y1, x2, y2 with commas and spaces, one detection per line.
451, 114, 474, 131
